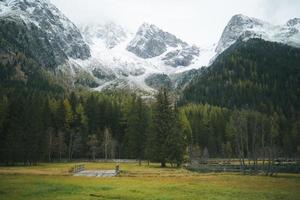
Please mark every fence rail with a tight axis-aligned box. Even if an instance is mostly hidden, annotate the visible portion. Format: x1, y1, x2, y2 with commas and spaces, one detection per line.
187, 163, 300, 173
73, 164, 85, 173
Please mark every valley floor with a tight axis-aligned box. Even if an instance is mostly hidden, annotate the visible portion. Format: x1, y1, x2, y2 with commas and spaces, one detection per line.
0, 162, 299, 200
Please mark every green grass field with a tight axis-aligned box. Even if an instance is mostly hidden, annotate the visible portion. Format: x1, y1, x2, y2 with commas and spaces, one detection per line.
0, 162, 299, 200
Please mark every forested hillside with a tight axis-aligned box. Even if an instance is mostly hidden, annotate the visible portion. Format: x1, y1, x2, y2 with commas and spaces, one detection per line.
0, 34, 299, 166
182, 39, 300, 118
181, 39, 300, 160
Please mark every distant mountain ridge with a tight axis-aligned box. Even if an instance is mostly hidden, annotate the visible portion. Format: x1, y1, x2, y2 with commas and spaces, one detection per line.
0, 1, 299, 94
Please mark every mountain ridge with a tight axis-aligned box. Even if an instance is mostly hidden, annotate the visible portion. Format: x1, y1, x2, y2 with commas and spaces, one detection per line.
0, 0, 299, 94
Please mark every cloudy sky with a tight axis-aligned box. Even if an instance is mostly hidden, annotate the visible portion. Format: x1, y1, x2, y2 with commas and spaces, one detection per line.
50, 0, 300, 46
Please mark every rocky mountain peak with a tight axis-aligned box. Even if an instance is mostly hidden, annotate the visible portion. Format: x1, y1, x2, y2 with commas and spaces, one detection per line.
215, 14, 300, 55
229, 14, 263, 26
126, 22, 187, 59
215, 14, 266, 54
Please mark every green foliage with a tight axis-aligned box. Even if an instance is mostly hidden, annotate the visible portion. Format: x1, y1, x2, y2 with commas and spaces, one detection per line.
182, 39, 300, 117
181, 104, 230, 157
181, 39, 300, 159
181, 103, 300, 160
0, 17, 64, 67
149, 88, 186, 167
124, 96, 150, 161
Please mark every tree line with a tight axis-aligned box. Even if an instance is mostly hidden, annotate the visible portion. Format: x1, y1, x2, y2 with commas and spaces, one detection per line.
1, 88, 298, 168
182, 104, 300, 174
0, 88, 189, 167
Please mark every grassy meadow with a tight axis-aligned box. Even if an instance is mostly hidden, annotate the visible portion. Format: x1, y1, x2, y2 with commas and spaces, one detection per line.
0, 162, 299, 200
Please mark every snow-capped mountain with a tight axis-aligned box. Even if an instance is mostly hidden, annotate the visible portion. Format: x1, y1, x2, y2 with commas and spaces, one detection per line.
0, 0, 90, 66
216, 14, 300, 55
1, 0, 299, 94
76, 22, 210, 93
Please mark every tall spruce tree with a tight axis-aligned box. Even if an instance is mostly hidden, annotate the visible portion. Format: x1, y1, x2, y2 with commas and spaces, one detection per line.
167, 105, 186, 167
151, 88, 175, 167
124, 96, 149, 165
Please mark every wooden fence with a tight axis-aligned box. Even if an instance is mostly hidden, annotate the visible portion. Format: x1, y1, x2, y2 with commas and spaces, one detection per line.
73, 164, 85, 173
187, 163, 300, 174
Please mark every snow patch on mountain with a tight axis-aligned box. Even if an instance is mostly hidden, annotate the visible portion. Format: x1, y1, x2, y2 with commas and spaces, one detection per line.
76, 22, 210, 93
216, 14, 300, 55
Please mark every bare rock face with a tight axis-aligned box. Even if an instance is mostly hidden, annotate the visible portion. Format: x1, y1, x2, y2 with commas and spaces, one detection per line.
163, 45, 200, 67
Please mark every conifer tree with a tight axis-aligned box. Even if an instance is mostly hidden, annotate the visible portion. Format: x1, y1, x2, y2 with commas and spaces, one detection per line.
151, 88, 174, 167
124, 96, 149, 165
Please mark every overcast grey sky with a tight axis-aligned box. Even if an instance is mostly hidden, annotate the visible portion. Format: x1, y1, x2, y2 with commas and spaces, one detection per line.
50, 0, 300, 46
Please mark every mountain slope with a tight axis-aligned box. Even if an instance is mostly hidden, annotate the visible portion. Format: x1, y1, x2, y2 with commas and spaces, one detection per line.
77, 22, 209, 93
0, 0, 90, 68
182, 38, 300, 116
216, 14, 300, 55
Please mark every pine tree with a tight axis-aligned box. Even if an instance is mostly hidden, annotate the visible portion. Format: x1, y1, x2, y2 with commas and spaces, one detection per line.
61, 99, 74, 160
151, 88, 175, 167
167, 105, 187, 167
124, 96, 149, 165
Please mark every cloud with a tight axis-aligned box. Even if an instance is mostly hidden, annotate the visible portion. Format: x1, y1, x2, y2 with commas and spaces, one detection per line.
50, 0, 300, 46
261, 0, 300, 24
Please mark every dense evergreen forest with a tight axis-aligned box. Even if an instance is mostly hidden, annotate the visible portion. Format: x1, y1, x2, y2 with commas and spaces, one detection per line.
181, 39, 300, 162
182, 39, 300, 117
0, 39, 299, 167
